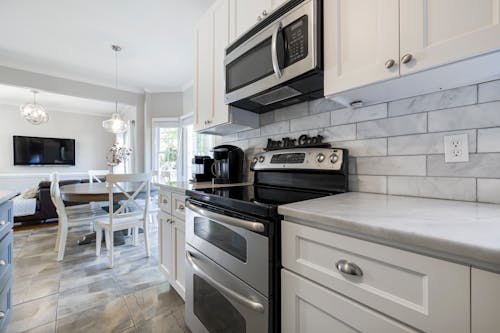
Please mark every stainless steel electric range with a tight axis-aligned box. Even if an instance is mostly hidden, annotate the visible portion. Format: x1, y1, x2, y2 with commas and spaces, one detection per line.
184, 147, 349, 333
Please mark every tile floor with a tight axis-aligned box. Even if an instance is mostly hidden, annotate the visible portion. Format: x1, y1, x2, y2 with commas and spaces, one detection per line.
11, 223, 189, 333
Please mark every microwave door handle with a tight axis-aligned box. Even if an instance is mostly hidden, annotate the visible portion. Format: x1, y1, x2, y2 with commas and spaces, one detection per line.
186, 201, 265, 233
271, 22, 283, 79
186, 251, 265, 313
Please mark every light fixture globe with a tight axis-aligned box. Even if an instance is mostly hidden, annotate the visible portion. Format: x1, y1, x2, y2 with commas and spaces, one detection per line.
102, 113, 128, 134
20, 91, 49, 125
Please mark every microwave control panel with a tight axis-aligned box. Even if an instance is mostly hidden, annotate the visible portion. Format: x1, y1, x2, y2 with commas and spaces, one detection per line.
284, 15, 309, 66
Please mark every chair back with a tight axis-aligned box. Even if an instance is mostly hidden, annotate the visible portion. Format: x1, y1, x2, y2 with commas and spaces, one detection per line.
88, 170, 109, 183
49, 172, 68, 225
106, 173, 151, 226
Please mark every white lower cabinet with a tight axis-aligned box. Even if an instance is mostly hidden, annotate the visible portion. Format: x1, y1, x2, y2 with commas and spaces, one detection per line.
471, 268, 500, 333
281, 221, 471, 333
158, 189, 186, 300
282, 269, 419, 333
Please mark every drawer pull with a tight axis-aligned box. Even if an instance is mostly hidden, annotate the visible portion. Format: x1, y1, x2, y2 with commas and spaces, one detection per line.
0, 260, 5, 266
0, 220, 5, 226
336, 259, 363, 277
0, 311, 4, 319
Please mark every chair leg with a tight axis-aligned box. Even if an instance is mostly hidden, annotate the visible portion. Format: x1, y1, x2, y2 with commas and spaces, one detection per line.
104, 228, 110, 250
108, 229, 114, 268
54, 222, 62, 252
133, 227, 139, 246
143, 219, 151, 257
57, 224, 68, 262
96, 225, 102, 256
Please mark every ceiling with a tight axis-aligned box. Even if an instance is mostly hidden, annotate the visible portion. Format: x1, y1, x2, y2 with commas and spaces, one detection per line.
0, 0, 215, 93
0, 83, 134, 116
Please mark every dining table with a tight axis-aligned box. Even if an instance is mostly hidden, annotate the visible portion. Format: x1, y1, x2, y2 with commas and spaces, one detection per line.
60, 182, 157, 245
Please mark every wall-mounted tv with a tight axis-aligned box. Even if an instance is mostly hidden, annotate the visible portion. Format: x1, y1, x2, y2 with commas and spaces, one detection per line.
13, 136, 76, 166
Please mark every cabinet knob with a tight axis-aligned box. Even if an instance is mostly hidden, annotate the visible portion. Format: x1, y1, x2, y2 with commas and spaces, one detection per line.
262, 10, 268, 16
257, 15, 262, 22
336, 259, 363, 277
206, 120, 212, 124
0, 220, 5, 226
385, 59, 396, 69
401, 53, 413, 64
0, 260, 5, 266
178, 204, 185, 211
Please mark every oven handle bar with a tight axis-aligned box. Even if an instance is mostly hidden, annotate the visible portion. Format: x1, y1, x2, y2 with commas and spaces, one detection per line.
271, 21, 283, 79
186, 250, 265, 313
186, 201, 265, 233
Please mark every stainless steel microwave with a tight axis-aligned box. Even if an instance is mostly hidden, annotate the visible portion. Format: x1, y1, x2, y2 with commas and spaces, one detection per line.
224, 0, 323, 113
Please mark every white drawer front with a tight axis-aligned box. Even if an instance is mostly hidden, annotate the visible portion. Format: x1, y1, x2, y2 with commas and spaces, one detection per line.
158, 190, 171, 214
282, 221, 470, 333
282, 269, 419, 333
171, 193, 187, 220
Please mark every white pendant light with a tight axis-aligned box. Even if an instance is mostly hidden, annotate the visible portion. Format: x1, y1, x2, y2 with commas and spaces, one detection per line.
20, 90, 49, 125
102, 45, 128, 134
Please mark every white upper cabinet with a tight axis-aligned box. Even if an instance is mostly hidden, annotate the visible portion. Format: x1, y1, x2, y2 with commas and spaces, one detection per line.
230, 0, 269, 40
400, 0, 500, 75
324, 0, 400, 96
271, 0, 288, 10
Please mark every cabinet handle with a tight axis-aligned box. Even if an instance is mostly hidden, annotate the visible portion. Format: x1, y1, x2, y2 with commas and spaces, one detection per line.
385, 59, 396, 69
401, 53, 413, 64
0, 311, 4, 319
336, 259, 363, 277
0, 220, 5, 226
0, 260, 5, 266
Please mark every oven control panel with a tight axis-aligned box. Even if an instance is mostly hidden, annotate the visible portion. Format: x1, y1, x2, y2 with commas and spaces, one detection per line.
251, 148, 345, 171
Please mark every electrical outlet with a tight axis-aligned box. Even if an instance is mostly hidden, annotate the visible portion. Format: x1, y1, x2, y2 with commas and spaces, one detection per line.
444, 134, 469, 163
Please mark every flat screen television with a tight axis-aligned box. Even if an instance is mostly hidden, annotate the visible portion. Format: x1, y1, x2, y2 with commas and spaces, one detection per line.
13, 136, 76, 166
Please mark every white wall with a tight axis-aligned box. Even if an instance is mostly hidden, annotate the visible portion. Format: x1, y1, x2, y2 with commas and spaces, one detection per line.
0, 104, 114, 192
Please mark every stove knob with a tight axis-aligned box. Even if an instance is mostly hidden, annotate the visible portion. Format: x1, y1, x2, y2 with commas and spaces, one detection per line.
316, 153, 325, 163
330, 153, 339, 164
252, 157, 258, 164
259, 156, 265, 163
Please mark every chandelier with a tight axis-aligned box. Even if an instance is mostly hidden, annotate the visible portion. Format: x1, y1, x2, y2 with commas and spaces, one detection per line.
102, 45, 129, 134
20, 90, 49, 125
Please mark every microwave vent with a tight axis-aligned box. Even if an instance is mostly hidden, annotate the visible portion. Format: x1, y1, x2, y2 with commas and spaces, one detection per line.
250, 86, 302, 106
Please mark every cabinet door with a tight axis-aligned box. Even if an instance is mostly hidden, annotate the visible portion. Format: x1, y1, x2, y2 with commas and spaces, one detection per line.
282, 269, 420, 333
324, 0, 400, 96
158, 212, 173, 281
211, 0, 230, 127
400, 0, 500, 75
194, 11, 213, 131
230, 0, 269, 40
472, 268, 500, 332
172, 217, 186, 300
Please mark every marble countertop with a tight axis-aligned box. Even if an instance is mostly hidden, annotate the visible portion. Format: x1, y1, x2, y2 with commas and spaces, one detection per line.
153, 179, 252, 193
278, 192, 500, 271
0, 190, 18, 204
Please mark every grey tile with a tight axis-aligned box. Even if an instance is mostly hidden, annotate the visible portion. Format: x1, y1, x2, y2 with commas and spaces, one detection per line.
114, 265, 168, 295
331, 103, 387, 126
290, 112, 330, 132
388, 85, 477, 117
134, 307, 189, 333
334, 138, 387, 157
349, 175, 387, 194
357, 113, 427, 139
22, 321, 56, 333
309, 98, 345, 114
259, 111, 275, 126
248, 136, 268, 149
388, 129, 477, 155
237, 128, 260, 140
478, 79, 500, 103
220, 133, 238, 143
311, 124, 356, 142
274, 102, 309, 121
260, 120, 290, 136
477, 178, 500, 204
478, 127, 500, 153
12, 271, 60, 305
57, 277, 122, 319
124, 282, 183, 327
428, 153, 500, 178
354, 156, 427, 176
388, 176, 476, 201
9, 294, 58, 333
56, 297, 134, 333
428, 101, 500, 132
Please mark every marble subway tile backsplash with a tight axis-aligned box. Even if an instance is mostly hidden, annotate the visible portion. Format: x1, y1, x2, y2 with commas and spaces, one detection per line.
222, 79, 500, 203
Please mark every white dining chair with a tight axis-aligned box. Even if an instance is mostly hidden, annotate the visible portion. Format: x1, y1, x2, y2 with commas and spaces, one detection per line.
95, 173, 151, 268
88, 170, 109, 183
50, 173, 108, 261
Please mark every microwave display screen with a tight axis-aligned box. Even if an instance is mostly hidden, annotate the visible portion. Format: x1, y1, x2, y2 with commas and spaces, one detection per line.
284, 15, 309, 66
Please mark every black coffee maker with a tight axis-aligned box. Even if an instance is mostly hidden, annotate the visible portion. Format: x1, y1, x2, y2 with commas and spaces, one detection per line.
212, 145, 244, 184
192, 156, 214, 182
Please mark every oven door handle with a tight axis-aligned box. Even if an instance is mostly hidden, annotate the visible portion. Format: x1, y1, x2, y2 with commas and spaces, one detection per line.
186, 250, 265, 313
186, 201, 265, 233
271, 21, 283, 79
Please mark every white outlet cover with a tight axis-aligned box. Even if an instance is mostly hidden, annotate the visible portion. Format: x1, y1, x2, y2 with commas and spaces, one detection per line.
444, 134, 469, 163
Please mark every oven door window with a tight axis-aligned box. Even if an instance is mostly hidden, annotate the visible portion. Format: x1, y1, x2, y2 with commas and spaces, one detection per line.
194, 275, 246, 333
226, 34, 285, 93
194, 217, 247, 262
